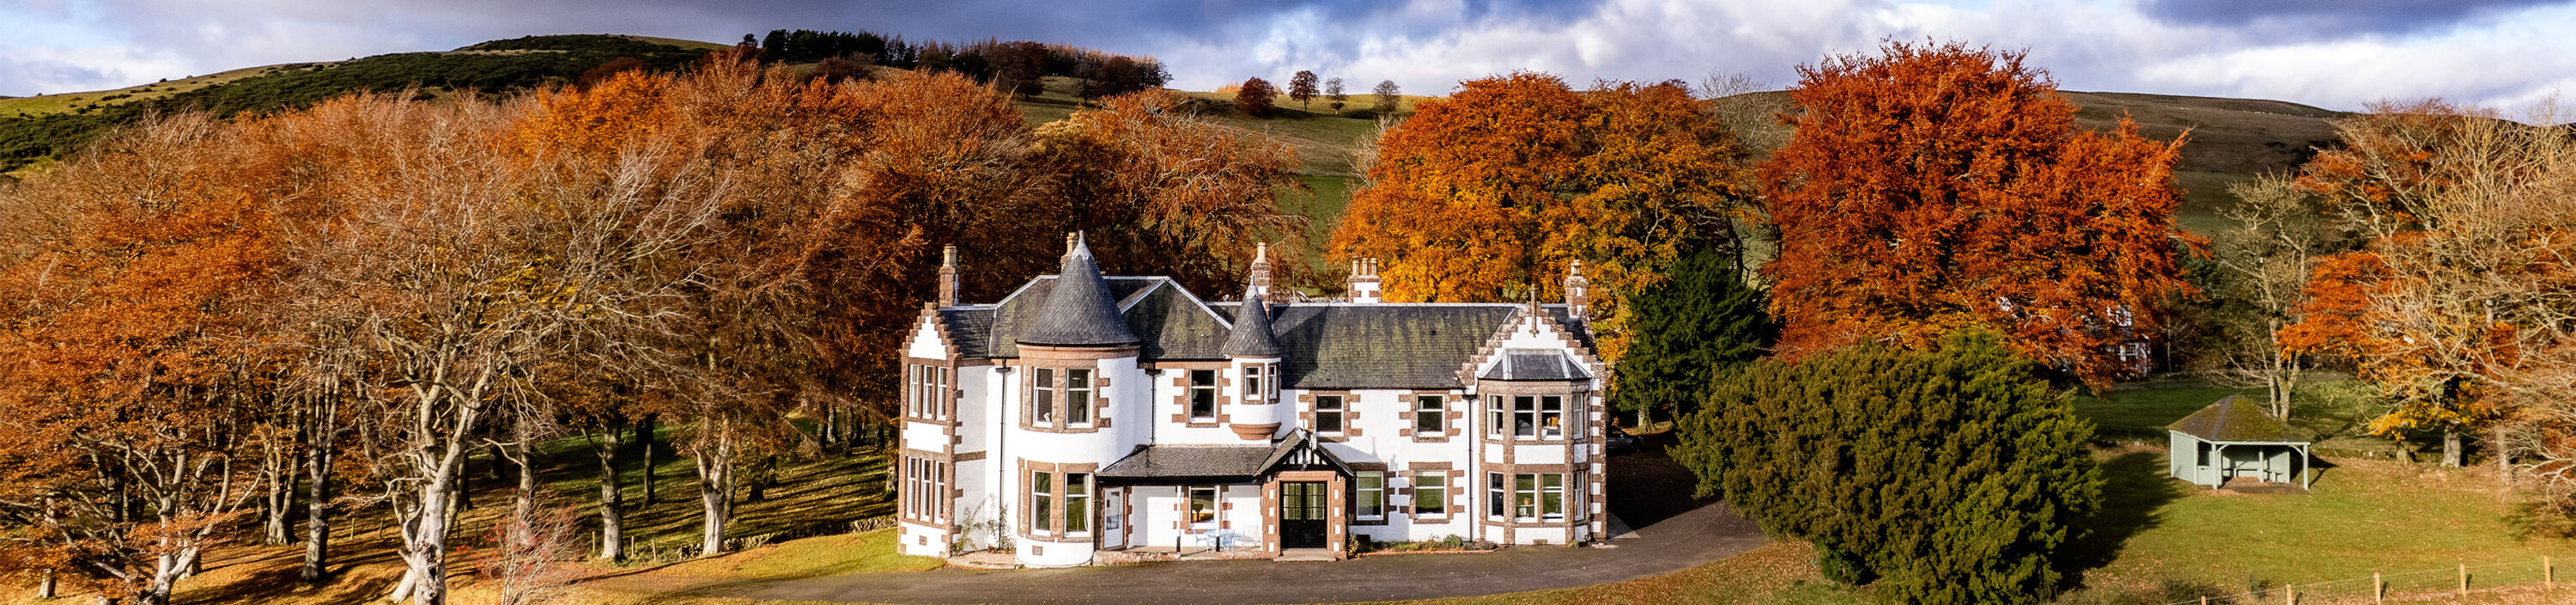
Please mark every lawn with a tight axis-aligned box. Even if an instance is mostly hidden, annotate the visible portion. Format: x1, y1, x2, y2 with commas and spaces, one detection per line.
1403, 381, 2572, 605
0, 419, 906, 605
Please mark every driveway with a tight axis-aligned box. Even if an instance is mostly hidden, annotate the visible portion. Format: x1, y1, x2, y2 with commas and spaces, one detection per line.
594, 500, 1767, 604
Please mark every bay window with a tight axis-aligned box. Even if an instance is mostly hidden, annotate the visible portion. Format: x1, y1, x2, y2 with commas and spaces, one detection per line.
1034, 368, 1056, 424
1066, 369, 1091, 425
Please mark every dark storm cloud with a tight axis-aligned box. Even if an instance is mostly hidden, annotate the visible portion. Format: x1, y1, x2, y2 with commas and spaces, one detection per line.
2136, 0, 2570, 36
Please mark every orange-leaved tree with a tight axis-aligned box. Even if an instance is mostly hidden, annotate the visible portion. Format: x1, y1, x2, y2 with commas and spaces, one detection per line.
1332, 73, 1752, 360
1759, 40, 2194, 386
0, 113, 288, 605
2281, 100, 2576, 470
1037, 89, 1310, 296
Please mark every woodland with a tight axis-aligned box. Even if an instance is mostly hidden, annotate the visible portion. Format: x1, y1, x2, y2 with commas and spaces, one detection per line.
3, 28, 2575, 605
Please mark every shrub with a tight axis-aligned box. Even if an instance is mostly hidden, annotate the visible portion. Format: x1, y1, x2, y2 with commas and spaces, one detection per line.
1675, 329, 2102, 605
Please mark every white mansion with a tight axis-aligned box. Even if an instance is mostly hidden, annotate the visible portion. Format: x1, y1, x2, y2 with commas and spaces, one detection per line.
896, 235, 1608, 565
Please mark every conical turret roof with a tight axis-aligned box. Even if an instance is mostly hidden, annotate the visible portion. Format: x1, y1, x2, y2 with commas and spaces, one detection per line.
1018, 233, 1139, 346
1221, 284, 1284, 358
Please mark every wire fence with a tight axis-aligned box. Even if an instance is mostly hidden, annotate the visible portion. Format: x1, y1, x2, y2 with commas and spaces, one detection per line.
2148, 558, 2561, 604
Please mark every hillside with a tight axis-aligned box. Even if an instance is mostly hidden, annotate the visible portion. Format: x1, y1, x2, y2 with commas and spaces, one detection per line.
0, 34, 714, 173
4, 33, 2351, 240
1712, 89, 2348, 231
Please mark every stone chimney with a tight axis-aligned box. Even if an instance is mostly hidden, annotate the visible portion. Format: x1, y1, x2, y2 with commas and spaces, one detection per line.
1564, 259, 1589, 323
1247, 242, 1276, 303
936, 244, 960, 308
1347, 258, 1382, 303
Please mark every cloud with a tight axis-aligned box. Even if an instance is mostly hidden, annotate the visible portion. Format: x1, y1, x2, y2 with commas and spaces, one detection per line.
4, 0, 2574, 112
2134, 0, 2557, 37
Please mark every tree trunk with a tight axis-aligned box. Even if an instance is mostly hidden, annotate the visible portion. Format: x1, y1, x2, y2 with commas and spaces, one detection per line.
2496, 423, 2513, 480
398, 471, 459, 605
594, 419, 627, 562
2443, 428, 2464, 468
693, 418, 737, 557
301, 395, 336, 582
511, 419, 538, 531
821, 403, 839, 450
640, 415, 659, 506
264, 461, 296, 546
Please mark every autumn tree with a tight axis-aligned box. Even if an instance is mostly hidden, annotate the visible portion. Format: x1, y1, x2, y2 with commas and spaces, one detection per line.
1758, 40, 2195, 386
1038, 89, 1310, 295
0, 113, 286, 605
1325, 76, 1346, 111
1236, 76, 1277, 117
1332, 74, 1753, 359
2186, 174, 2330, 419
1288, 70, 1319, 109
1371, 80, 1401, 114
2281, 101, 2576, 472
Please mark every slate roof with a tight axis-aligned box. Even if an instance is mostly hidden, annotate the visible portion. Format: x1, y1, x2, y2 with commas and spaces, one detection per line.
1219, 286, 1284, 358
1097, 444, 1279, 480
1481, 348, 1589, 382
2168, 395, 2306, 443
933, 272, 1595, 390
1097, 430, 1344, 482
1249, 302, 1529, 389
1018, 235, 1139, 346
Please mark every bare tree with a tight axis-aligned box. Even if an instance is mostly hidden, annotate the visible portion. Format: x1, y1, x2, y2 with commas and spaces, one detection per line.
2197, 174, 2328, 419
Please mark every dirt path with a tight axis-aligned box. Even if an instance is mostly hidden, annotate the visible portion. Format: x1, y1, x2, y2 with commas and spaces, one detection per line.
582, 500, 1766, 604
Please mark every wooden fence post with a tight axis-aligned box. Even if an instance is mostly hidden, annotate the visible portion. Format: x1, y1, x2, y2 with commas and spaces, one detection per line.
2373, 571, 2383, 603
2459, 563, 2469, 597
2284, 584, 2294, 604
2549, 555, 2555, 590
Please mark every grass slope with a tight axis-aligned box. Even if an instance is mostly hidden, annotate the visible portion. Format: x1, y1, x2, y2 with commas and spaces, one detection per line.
1713, 89, 2347, 233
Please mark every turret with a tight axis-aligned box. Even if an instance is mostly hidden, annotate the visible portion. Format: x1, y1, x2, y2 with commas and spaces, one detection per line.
1019, 232, 1137, 346
1224, 263, 1286, 440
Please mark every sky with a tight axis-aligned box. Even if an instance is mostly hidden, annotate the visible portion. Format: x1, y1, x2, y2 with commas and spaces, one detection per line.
4, 0, 2574, 112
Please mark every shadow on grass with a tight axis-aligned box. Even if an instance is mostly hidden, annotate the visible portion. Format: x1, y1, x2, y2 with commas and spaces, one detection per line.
2057, 449, 2187, 590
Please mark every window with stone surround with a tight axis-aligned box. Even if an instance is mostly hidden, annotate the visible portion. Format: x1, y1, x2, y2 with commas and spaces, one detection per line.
1066, 369, 1092, 425
1034, 368, 1056, 425
1188, 486, 1218, 526
1413, 471, 1446, 516
1189, 370, 1218, 420
1415, 395, 1443, 435
1489, 472, 1565, 522
1355, 471, 1383, 519
1315, 395, 1345, 435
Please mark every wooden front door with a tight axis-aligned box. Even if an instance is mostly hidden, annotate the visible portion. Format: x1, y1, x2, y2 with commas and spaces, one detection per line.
1280, 481, 1327, 549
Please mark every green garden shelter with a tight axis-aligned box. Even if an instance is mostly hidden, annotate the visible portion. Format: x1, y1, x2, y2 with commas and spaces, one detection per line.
2166, 395, 2312, 490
